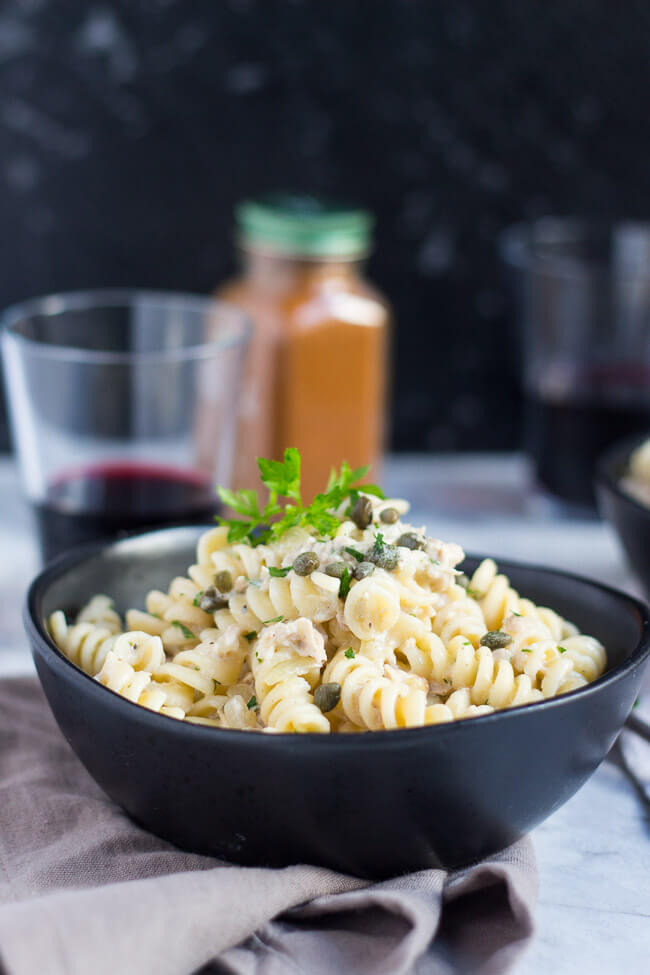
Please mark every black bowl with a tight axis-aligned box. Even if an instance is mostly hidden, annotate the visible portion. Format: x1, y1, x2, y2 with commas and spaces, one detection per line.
596, 433, 650, 598
25, 527, 650, 878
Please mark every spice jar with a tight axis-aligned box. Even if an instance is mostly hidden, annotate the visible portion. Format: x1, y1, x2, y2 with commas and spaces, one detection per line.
217, 195, 390, 499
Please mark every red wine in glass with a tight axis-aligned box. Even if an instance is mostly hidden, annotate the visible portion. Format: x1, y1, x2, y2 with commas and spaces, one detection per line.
34, 462, 220, 563
527, 363, 650, 508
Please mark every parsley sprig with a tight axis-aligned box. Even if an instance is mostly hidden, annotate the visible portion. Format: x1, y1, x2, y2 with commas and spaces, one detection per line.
217, 448, 383, 546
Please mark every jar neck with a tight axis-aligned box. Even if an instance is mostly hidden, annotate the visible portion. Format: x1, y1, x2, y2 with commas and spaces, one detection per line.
239, 247, 364, 291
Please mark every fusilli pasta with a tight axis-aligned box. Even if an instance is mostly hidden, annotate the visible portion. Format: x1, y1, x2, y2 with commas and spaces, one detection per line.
47, 465, 607, 733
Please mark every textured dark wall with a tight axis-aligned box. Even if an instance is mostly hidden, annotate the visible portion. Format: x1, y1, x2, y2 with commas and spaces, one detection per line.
0, 0, 648, 451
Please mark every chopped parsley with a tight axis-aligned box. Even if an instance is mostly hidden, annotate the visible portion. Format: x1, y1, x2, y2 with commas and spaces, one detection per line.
244, 631, 258, 643
339, 567, 352, 600
344, 647, 356, 659
268, 566, 291, 578
217, 448, 382, 546
466, 587, 480, 599
558, 646, 567, 654
512, 611, 522, 617
255, 650, 262, 663
263, 615, 284, 624
344, 546, 365, 562
520, 647, 531, 653
192, 592, 204, 607
247, 695, 257, 710
172, 621, 194, 639
212, 679, 221, 692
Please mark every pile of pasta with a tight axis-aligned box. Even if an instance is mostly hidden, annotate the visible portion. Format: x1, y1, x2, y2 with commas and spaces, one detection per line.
48, 494, 607, 733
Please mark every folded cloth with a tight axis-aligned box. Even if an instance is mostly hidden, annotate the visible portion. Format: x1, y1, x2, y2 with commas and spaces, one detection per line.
0, 677, 537, 975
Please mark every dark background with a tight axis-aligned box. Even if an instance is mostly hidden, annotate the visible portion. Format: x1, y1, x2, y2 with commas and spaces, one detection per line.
0, 0, 648, 452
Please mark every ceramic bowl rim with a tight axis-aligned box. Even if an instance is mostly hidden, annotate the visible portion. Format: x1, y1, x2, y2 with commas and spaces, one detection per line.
595, 432, 650, 521
25, 526, 650, 748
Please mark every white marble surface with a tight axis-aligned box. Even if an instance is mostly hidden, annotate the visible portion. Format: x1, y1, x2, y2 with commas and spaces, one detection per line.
1, 454, 648, 973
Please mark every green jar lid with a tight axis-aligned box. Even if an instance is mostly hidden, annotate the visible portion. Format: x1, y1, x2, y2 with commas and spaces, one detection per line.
235, 194, 373, 258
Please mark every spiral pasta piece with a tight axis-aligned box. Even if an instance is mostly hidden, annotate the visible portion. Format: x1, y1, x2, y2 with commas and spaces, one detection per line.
432, 587, 487, 647
502, 616, 588, 697
48, 612, 118, 676
470, 559, 576, 638
425, 689, 494, 724
76, 595, 122, 634
250, 620, 330, 733
445, 637, 544, 708
95, 651, 186, 718
323, 649, 427, 730
555, 634, 606, 683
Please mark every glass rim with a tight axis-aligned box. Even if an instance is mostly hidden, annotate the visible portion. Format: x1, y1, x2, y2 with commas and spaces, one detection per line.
0, 288, 253, 365
499, 218, 650, 283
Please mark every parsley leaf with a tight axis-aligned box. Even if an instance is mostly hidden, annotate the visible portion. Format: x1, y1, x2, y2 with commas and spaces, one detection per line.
344, 647, 356, 659
345, 546, 365, 562
247, 695, 257, 710
244, 631, 258, 642
558, 646, 567, 653
172, 621, 195, 640
192, 591, 204, 607
257, 448, 302, 502
512, 611, 522, 617
339, 567, 352, 600
263, 615, 284, 624
268, 566, 291, 577
217, 448, 382, 546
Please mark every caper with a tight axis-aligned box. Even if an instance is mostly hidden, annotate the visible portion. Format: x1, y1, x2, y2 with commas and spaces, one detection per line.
480, 630, 512, 651
354, 561, 375, 580
213, 570, 233, 593
370, 544, 400, 571
314, 682, 341, 713
396, 532, 424, 550
379, 507, 400, 524
199, 586, 228, 613
325, 561, 348, 579
249, 523, 270, 543
351, 495, 373, 530
457, 573, 470, 589
293, 551, 320, 576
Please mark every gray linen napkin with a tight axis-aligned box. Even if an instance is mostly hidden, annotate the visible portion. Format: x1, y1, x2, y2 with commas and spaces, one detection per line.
0, 677, 537, 975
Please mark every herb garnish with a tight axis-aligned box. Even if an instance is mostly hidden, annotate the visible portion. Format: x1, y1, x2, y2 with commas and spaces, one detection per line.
558, 646, 567, 654
344, 546, 365, 562
466, 588, 480, 599
339, 567, 352, 600
247, 695, 257, 710
172, 621, 194, 639
192, 592, 203, 607
268, 566, 291, 578
212, 679, 221, 692
244, 631, 258, 643
217, 448, 383, 546
263, 615, 284, 625
512, 611, 522, 617
344, 647, 356, 659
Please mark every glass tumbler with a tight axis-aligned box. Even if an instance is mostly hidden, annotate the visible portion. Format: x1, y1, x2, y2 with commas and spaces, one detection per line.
2, 289, 252, 562
501, 220, 650, 509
